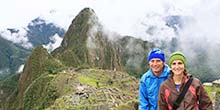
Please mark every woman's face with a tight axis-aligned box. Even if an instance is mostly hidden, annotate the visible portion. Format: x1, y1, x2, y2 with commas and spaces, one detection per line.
171, 59, 185, 76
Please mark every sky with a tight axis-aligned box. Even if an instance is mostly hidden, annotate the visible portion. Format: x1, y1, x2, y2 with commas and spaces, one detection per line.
0, 0, 200, 36
1, 0, 220, 75
1, 0, 220, 55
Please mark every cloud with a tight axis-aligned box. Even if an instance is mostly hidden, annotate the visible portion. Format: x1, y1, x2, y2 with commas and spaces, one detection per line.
1, 0, 220, 58
0, 0, 200, 36
190, 0, 220, 43
177, 0, 220, 53
161, 0, 220, 77
17, 64, 24, 73
0, 68, 10, 75
0, 28, 33, 48
43, 34, 63, 52
2, 0, 220, 80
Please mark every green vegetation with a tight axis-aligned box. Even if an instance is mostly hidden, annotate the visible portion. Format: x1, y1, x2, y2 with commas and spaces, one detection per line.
205, 86, 220, 100
115, 100, 138, 110
78, 75, 99, 87
42, 69, 138, 110
0, 73, 19, 93
0, 36, 30, 79
119, 36, 154, 78
23, 74, 58, 110
51, 8, 94, 68
0, 74, 20, 109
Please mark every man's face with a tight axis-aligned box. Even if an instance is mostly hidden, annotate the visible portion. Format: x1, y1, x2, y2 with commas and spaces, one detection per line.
149, 58, 164, 76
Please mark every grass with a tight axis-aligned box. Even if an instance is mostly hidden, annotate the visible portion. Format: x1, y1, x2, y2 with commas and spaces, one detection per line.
204, 86, 220, 100
78, 75, 99, 87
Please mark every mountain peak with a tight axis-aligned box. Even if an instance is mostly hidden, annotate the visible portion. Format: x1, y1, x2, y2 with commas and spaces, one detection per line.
28, 17, 46, 26
26, 17, 65, 47
58, 7, 99, 48
18, 45, 64, 109
79, 7, 96, 15
52, 8, 124, 71
71, 7, 98, 25
18, 46, 49, 97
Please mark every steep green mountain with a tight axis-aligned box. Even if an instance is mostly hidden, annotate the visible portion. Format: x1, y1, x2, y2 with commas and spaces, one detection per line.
0, 46, 65, 110
52, 8, 124, 71
16, 46, 65, 109
0, 36, 30, 79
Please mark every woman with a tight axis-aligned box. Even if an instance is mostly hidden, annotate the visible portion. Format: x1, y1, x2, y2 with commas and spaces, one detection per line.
158, 51, 212, 110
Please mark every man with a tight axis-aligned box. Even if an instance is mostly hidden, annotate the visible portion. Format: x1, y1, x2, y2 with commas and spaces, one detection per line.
139, 48, 170, 110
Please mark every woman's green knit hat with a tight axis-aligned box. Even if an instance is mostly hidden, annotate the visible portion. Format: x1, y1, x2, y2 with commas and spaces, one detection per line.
169, 51, 187, 66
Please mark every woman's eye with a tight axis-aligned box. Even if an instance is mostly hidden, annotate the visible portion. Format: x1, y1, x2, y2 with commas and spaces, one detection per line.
178, 62, 183, 64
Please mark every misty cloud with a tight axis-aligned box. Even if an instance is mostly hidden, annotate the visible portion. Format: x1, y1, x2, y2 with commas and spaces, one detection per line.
0, 28, 33, 48
137, 13, 176, 45
43, 34, 63, 52
0, 68, 10, 75
17, 64, 24, 73
175, 0, 220, 75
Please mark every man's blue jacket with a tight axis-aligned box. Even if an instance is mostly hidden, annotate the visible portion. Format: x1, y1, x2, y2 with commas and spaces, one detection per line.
139, 65, 170, 110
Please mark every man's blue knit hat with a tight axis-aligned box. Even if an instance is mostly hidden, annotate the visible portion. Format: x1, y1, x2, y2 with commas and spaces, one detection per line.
148, 48, 165, 63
